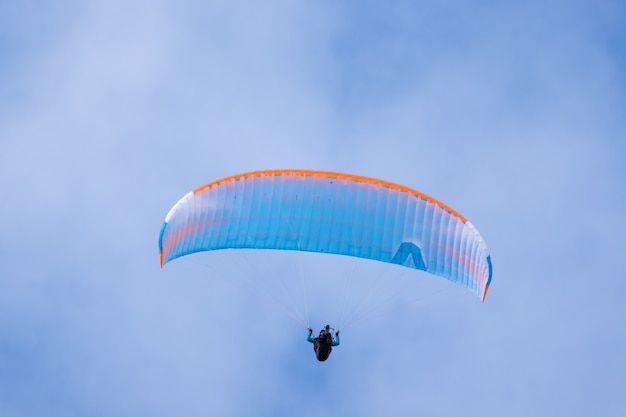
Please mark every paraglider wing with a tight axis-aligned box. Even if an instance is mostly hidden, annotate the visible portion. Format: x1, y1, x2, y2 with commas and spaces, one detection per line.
158, 169, 492, 300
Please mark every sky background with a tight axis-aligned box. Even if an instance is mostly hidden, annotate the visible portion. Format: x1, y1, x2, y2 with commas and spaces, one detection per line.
1, 0, 625, 416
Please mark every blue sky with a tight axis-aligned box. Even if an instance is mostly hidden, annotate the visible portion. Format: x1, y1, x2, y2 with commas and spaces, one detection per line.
1, 1, 625, 416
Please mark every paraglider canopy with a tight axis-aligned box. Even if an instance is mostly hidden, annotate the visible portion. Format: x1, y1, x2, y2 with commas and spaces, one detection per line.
158, 169, 492, 301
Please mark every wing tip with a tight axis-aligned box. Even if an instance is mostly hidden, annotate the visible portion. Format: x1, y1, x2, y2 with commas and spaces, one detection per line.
481, 255, 493, 302
158, 221, 168, 268
481, 284, 490, 302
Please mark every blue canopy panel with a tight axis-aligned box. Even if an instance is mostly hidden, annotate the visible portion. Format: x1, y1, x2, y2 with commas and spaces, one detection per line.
158, 169, 492, 301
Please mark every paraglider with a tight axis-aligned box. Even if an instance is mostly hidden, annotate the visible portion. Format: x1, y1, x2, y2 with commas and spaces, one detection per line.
307, 325, 340, 362
158, 169, 493, 361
